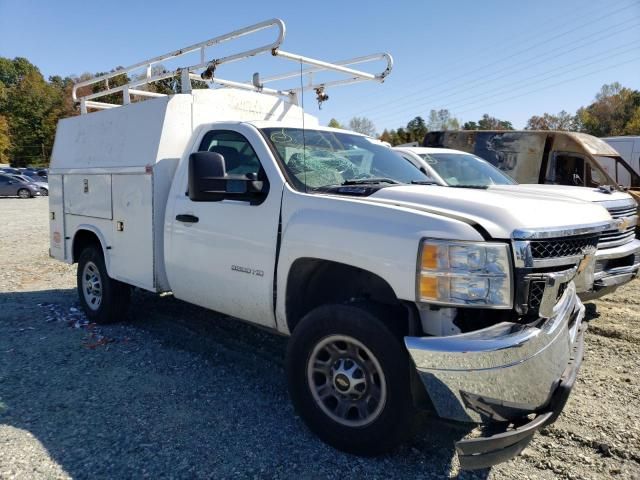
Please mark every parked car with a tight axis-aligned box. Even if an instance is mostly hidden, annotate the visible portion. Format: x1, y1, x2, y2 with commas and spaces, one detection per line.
0, 167, 22, 176
421, 130, 640, 207
48, 19, 614, 470
394, 146, 640, 300
9, 174, 48, 196
0, 173, 41, 198
20, 167, 48, 180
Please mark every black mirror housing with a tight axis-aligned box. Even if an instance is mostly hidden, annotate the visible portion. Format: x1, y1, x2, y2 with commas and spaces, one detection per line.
188, 151, 268, 203
188, 151, 227, 201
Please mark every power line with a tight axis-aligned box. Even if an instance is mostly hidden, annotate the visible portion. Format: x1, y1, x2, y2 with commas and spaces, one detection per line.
374, 40, 640, 125
356, 17, 639, 119
451, 55, 640, 117
446, 47, 640, 113
346, 0, 634, 108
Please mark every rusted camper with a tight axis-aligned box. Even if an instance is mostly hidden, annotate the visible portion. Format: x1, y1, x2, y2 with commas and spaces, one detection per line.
423, 130, 640, 205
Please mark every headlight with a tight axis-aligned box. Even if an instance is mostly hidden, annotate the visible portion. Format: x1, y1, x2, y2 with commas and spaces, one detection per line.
417, 239, 512, 308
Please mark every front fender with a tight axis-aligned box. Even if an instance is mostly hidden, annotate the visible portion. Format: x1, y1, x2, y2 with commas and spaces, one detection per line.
275, 186, 483, 333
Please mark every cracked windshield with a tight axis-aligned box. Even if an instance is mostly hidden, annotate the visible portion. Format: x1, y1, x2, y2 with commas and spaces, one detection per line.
263, 128, 431, 190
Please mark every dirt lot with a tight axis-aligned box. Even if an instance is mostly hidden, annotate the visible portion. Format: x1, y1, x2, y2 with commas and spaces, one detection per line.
0, 197, 639, 479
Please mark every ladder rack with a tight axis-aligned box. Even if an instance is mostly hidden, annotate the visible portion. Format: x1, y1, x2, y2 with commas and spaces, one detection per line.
72, 18, 393, 114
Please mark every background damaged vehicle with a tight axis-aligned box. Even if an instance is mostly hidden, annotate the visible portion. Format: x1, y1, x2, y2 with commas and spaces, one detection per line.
422, 130, 640, 208
394, 146, 640, 300
49, 20, 614, 469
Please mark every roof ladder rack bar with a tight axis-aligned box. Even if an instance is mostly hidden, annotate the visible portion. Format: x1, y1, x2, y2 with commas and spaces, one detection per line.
73, 18, 393, 113
258, 53, 393, 84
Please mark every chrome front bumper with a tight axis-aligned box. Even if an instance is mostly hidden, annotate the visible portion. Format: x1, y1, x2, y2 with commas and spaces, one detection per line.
405, 281, 584, 424
579, 238, 640, 300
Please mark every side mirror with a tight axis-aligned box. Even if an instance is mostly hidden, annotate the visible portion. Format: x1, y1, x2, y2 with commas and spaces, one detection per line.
188, 151, 227, 202
188, 152, 268, 203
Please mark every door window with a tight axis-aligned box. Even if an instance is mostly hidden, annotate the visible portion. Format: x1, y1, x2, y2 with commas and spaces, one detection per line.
199, 130, 262, 177
545, 153, 585, 186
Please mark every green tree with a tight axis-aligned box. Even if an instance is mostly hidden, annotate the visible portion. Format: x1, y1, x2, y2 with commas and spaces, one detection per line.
348, 116, 376, 136
623, 106, 640, 135
0, 68, 58, 166
406, 116, 428, 142
476, 114, 513, 130
145, 64, 209, 95
379, 128, 392, 144
575, 83, 640, 137
0, 56, 40, 87
395, 127, 412, 145
0, 57, 77, 166
0, 115, 11, 163
525, 110, 576, 131
462, 121, 478, 130
328, 118, 343, 129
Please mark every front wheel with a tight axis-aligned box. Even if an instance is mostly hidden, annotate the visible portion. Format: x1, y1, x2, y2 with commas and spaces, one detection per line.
286, 303, 414, 455
17, 188, 31, 199
77, 245, 131, 323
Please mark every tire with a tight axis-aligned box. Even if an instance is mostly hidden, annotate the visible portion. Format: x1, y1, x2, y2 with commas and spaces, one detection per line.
40, 188, 48, 196
286, 303, 414, 455
17, 188, 31, 199
77, 245, 131, 324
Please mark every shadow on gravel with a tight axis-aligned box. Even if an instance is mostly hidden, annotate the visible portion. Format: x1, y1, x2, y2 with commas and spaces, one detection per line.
0, 288, 487, 479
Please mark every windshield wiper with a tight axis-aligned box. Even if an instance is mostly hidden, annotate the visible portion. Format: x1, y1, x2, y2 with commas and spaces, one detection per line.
410, 180, 439, 185
341, 178, 401, 185
450, 184, 489, 189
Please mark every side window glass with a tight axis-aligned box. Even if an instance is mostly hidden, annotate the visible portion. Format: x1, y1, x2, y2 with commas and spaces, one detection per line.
589, 164, 607, 186
547, 154, 585, 186
615, 159, 632, 187
199, 130, 262, 177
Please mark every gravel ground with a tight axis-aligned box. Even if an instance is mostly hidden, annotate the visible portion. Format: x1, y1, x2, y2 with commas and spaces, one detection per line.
0, 197, 639, 479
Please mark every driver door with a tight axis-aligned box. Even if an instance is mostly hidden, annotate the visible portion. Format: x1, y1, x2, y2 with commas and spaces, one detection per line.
165, 125, 283, 328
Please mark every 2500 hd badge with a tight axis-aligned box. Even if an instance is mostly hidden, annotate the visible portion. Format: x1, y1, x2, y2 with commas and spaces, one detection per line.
231, 265, 264, 277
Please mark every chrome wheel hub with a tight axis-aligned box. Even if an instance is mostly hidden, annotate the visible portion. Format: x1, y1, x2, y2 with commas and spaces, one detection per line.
307, 335, 386, 427
82, 261, 102, 311
331, 358, 366, 398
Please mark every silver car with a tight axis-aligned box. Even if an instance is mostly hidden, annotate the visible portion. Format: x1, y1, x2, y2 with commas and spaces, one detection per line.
0, 173, 42, 198
10, 174, 48, 196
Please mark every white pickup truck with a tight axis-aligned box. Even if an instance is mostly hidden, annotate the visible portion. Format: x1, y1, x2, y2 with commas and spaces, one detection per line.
49, 20, 614, 470
394, 146, 640, 300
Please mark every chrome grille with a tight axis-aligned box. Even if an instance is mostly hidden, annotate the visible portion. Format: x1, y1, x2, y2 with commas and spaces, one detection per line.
528, 281, 545, 310
598, 226, 636, 249
530, 235, 599, 259
600, 203, 637, 249
607, 205, 636, 219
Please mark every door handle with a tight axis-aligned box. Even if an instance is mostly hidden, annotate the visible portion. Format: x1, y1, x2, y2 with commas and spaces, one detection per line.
176, 214, 199, 223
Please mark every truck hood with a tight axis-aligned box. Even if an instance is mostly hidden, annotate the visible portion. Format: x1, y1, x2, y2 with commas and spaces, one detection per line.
488, 184, 632, 203
368, 185, 612, 239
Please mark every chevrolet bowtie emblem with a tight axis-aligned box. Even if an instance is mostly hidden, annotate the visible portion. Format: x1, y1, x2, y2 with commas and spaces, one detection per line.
615, 217, 630, 233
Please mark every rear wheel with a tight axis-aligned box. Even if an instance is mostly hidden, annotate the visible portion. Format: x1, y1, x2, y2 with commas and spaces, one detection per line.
17, 188, 31, 199
77, 245, 131, 323
39, 188, 48, 196
286, 303, 414, 455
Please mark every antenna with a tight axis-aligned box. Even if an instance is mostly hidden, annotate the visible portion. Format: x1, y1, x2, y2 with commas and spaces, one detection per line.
300, 60, 307, 193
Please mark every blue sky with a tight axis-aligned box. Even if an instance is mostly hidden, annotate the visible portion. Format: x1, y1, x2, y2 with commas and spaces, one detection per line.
1, 0, 638, 131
